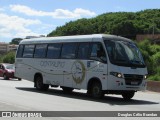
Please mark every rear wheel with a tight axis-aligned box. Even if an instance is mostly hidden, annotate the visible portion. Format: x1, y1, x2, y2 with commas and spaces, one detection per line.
90, 81, 104, 98
3, 74, 9, 80
35, 75, 49, 91
18, 78, 22, 81
122, 91, 135, 100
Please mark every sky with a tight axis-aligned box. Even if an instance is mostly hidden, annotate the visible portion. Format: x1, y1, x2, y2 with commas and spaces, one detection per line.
0, 0, 160, 43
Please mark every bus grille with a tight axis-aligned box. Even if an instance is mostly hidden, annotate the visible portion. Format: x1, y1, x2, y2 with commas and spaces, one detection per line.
124, 74, 143, 86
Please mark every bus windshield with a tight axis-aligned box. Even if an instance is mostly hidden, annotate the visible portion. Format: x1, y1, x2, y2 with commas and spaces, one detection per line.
104, 39, 146, 67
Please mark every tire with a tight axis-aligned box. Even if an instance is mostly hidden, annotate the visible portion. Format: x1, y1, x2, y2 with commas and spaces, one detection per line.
122, 91, 135, 100
90, 81, 104, 98
61, 87, 73, 93
3, 74, 9, 80
18, 78, 22, 81
35, 75, 49, 91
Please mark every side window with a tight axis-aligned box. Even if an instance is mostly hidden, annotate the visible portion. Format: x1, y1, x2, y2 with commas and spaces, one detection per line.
34, 44, 47, 58
90, 43, 107, 62
47, 44, 62, 59
77, 43, 90, 59
16, 45, 24, 58
1, 65, 4, 70
23, 45, 35, 58
61, 43, 77, 59
0, 65, 4, 70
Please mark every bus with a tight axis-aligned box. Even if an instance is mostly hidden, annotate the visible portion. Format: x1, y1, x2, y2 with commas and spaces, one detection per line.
15, 34, 147, 100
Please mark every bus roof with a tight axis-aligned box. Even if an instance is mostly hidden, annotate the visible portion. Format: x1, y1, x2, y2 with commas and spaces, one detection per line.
19, 34, 133, 44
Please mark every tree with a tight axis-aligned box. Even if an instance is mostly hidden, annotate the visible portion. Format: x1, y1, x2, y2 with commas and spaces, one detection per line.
47, 9, 160, 38
10, 38, 23, 45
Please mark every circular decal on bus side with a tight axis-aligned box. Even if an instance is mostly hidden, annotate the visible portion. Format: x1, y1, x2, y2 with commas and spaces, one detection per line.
71, 61, 86, 84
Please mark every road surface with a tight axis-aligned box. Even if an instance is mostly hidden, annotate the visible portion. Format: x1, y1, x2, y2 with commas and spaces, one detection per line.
0, 78, 160, 120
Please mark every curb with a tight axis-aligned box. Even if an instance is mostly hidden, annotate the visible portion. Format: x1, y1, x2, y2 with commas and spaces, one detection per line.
147, 81, 160, 92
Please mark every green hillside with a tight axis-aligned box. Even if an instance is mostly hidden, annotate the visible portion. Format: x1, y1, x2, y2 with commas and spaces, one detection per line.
48, 9, 160, 38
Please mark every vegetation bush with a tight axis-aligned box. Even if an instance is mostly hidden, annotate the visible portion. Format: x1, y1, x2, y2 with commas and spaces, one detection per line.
0, 51, 16, 64
137, 40, 160, 81
148, 75, 160, 81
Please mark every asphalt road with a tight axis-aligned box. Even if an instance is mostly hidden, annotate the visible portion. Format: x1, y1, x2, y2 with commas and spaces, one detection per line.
0, 78, 160, 120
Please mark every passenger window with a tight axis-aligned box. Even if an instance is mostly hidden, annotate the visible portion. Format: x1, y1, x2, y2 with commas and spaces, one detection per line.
77, 43, 90, 59
16, 45, 24, 58
47, 44, 62, 59
23, 45, 35, 58
34, 44, 47, 58
61, 43, 77, 59
90, 43, 107, 63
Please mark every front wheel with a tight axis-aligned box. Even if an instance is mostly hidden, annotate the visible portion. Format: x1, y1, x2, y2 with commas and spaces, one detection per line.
3, 74, 9, 80
90, 81, 104, 98
35, 76, 49, 91
122, 91, 135, 100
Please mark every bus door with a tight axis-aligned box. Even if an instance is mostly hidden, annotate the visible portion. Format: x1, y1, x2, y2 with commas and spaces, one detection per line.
86, 42, 108, 90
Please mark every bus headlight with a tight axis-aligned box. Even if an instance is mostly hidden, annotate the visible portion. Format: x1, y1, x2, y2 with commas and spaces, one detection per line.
144, 75, 147, 79
110, 72, 122, 78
